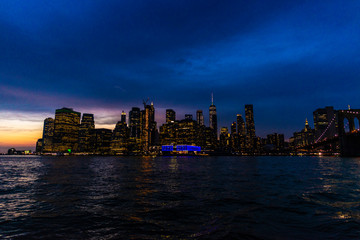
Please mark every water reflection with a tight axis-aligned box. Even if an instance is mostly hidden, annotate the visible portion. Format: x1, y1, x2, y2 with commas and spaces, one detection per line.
0, 156, 43, 222
169, 157, 178, 173
1, 156, 360, 239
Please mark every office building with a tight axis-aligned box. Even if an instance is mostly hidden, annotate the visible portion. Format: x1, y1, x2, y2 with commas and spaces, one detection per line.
42, 117, 54, 152
129, 107, 141, 138
79, 113, 95, 152
196, 110, 204, 126
236, 114, 246, 136
53, 107, 81, 152
94, 128, 112, 154
111, 120, 129, 154
141, 102, 157, 151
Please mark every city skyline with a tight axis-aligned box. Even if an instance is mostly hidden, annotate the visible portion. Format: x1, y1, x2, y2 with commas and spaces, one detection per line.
1, 0, 360, 152
28, 103, 358, 156
0, 97, 359, 153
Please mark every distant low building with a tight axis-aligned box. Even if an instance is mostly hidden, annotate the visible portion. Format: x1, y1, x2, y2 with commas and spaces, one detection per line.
7, 148, 32, 155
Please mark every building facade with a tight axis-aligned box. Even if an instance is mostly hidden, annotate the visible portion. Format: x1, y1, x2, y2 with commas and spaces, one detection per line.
52, 108, 81, 152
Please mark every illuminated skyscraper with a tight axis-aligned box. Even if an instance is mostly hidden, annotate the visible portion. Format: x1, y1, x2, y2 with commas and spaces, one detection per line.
220, 127, 230, 148
196, 110, 204, 126
111, 119, 129, 154
166, 109, 176, 123
231, 122, 237, 135
129, 107, 141, 138
42, 117, 54, 152
141, 102, 157, 151
121, 111, 127, 124
79, 113, 95, 152
245, 104, 256, 151
236, 114, 246, 136
209, 93, 218, 138
53, 107, 81, 152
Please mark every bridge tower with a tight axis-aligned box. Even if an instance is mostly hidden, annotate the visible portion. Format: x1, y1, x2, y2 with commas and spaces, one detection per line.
338, 109, 360, 157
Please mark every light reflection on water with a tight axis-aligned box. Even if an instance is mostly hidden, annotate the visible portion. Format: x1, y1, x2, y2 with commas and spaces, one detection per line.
0, 156, 360, 239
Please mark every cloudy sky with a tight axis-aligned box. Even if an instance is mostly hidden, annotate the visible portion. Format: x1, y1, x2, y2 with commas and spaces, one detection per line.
0, 0, 359, 152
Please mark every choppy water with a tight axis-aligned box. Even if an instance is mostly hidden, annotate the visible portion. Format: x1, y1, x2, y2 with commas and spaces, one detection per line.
0, 156, 360, 239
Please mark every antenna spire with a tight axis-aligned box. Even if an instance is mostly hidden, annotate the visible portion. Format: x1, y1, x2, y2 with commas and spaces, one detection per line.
211, 92, 214, 105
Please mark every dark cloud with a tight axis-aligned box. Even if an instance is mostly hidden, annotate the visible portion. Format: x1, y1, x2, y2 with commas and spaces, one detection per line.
0, 0, 359, 137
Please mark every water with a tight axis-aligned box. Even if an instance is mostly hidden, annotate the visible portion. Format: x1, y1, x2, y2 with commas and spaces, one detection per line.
0, 156, 360, 239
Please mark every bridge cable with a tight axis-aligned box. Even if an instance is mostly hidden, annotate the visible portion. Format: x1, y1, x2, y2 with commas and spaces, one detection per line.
315, 115, 336, 143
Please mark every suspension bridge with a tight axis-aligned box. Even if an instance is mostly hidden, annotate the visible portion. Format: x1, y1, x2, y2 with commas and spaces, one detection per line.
300, 109, 360, 157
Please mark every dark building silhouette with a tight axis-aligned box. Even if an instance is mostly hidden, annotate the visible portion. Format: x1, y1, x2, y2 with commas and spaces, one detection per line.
236, 114, 246, 152
229, 121, 239, 152
121, 111, 127, 123
185, 114, 193, 120
236, 114, 246, 136
209, 93, 217, 138
129, 107, 141, 138
79, 113, 95, 152
36, 139, 43, 153
313, 106, 338, 141
111, 120, 129, 154
42, 117, 54, 152
53, 108, 81, 152
8, 148, 16, 155
196, 110, 204, 126
166, 109, 176, 123
245, 104, 256, 151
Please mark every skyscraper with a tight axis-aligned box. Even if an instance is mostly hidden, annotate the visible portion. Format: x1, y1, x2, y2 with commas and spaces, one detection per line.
220, 127, 230, 149
53, 107, 81, 152
129, 107, 141, 138
121, 111, 127, 124
196, 110, 204, 126
166, 109, 176, 123
236, 114, 246, 136
42, 117, 54, 152
209, 93, 218, 138
141, 102, 157, 151
231, 121, 237, 135
245, 104, 256, 151
111, 119, 129, 154
79, 113, 95, 152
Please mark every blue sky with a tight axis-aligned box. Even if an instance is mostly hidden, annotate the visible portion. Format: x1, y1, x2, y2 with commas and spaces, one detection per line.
0, 0, 360, 150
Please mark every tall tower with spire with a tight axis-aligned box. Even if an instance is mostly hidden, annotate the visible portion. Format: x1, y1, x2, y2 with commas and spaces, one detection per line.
209, 93, 218, 139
